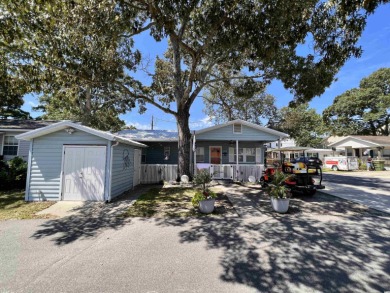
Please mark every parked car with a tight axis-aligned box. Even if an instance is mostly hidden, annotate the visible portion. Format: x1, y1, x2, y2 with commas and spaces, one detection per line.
291, 157, 323, 167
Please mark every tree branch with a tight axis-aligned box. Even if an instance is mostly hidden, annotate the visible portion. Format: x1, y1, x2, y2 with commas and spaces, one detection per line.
205, 74, 266, 86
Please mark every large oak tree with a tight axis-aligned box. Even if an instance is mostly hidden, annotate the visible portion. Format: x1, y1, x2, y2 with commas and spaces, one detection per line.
323, 67, 390, 136
1, 0, 387, 177
203, 78, 278, 125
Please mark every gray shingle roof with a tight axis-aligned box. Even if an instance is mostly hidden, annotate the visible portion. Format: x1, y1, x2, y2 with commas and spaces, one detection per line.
117, 130, 179, 141
0, 119, 58, 130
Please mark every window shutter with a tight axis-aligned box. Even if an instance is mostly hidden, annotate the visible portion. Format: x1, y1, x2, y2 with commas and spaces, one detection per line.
256, 148, 261, 163
229, 147, 235, 162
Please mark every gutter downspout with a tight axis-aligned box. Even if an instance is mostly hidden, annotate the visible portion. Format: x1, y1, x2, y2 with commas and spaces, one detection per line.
107, 140, 120, 202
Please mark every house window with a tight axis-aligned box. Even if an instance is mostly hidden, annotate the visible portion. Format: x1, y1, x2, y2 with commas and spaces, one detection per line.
245, 148, 256, 163
233, 124, 242, 134
230, 147, 256, 163
141, 149, 147, 163
3, 136, 18, 156
164, 146, 170, 160
196, 147, 205, 162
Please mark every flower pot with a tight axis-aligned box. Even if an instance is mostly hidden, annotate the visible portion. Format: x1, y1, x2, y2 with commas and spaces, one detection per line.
270, 197, 290, 213
199, 198, 215, 214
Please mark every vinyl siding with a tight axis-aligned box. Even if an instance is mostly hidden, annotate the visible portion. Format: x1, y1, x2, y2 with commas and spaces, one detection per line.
142, 142, 178, 164
27, 130, 107, 201
110, 143, 135, 199
196, 124, 280, 141
195, 141, 265, 164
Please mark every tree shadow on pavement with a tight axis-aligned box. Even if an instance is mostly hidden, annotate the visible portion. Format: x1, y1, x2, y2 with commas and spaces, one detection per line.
149, 197, 390, 292
30, 201, 130, 246
30, 185, 157, 246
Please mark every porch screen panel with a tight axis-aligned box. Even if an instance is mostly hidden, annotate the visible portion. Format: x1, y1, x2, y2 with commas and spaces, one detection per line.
196, 147, 205, 162
229, 147, 235, 162
256, 148, 261, 163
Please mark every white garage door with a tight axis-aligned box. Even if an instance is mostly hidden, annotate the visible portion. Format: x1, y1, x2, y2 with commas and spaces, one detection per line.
62, 146, 106, 201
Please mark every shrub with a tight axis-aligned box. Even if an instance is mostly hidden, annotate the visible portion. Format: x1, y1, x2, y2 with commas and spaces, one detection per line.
0, 157, 27, 190
191, 190, 217, 207
266, 170, 292, 199
193, 169, 213, 192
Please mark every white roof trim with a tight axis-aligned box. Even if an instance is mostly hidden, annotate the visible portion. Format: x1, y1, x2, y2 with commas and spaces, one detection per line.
15, 121, 147, 148
195, 119, 289, 138
328, 136, 380, 147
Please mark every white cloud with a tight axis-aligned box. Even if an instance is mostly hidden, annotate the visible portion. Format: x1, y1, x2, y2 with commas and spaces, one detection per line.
28, 101, 38, 108
125, 121, 154, 130
190, 115, 214, 129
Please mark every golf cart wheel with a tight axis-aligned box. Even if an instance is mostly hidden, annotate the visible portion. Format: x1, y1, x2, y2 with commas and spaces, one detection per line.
331, 165, 338, 171
307, 189, 317, 196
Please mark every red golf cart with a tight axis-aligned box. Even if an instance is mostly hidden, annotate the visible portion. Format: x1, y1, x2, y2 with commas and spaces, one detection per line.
260, 147, 325, 196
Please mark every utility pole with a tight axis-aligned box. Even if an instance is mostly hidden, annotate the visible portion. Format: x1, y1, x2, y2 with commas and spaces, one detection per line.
151, 115, 154, 130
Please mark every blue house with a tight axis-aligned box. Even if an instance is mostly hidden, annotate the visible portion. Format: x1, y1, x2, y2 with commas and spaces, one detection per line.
16, 119, 287, 201
119, 119, 288, 182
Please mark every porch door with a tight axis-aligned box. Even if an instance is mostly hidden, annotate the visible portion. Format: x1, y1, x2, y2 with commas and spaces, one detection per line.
210, 146, 222, 164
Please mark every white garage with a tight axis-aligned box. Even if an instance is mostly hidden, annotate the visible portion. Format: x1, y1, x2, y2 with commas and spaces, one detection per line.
16, 121, 146, 201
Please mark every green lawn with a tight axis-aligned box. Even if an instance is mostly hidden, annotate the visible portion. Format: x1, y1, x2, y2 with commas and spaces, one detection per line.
0, 190, 55, 221
124, 187, 235, 218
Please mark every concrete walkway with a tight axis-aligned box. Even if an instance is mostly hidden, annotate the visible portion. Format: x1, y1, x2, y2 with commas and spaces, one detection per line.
213, 184, 264, 218
35, 185, 156, 218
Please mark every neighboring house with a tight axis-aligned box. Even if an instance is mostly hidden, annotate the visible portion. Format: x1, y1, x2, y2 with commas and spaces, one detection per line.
0, 119, 57, 161
16, 121, 146, 202
327, 135, 390, 161
265, 137, 296, 149
119, 119, 289, 182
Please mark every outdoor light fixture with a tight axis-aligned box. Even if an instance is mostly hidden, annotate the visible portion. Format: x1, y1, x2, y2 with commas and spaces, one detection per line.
65, 127, 75, 134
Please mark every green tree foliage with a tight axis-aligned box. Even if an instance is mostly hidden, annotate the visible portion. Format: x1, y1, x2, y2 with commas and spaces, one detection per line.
34, 85, 126, 132
276, 104, 326, 147
1, 0, 387, 176
203, 78, 277, 125
323, 68, 390, 136
0, 47, 29, 116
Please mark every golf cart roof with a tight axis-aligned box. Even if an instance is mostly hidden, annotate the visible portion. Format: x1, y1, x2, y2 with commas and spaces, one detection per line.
267, 147, 313, 152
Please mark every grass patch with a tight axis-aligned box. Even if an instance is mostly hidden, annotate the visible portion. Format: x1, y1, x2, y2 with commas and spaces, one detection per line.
0, 190, 55, 221
124, 187, 235, 218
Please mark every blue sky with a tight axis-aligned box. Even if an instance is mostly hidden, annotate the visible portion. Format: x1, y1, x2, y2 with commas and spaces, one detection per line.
22, 4, 390, 131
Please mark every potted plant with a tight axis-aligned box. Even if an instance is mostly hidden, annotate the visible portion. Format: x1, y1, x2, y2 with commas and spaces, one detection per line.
266, 170, 292, 213
191, 169, 217, 213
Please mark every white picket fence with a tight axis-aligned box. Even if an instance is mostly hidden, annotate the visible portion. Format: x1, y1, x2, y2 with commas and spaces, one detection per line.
139, 164, 265, 184
140, 164, 178, 183
209, 164, 264, 181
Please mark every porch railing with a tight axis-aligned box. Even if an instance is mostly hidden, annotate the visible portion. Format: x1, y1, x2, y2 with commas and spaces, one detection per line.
140, 164, 265, 184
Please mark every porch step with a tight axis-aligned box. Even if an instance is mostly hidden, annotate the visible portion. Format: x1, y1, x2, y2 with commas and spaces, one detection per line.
211, 179, 233, 185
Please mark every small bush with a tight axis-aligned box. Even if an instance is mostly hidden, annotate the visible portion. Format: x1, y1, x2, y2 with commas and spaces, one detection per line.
193, 169, 213, 192
0, 157, 27, 190
191, 190, 217, 207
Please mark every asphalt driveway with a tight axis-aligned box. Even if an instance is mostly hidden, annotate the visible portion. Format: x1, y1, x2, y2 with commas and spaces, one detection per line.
0, 185, 389, 293
322, 171, 390, 213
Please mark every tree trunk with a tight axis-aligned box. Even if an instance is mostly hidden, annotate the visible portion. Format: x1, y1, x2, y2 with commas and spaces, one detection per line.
176, 109, 191, 180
